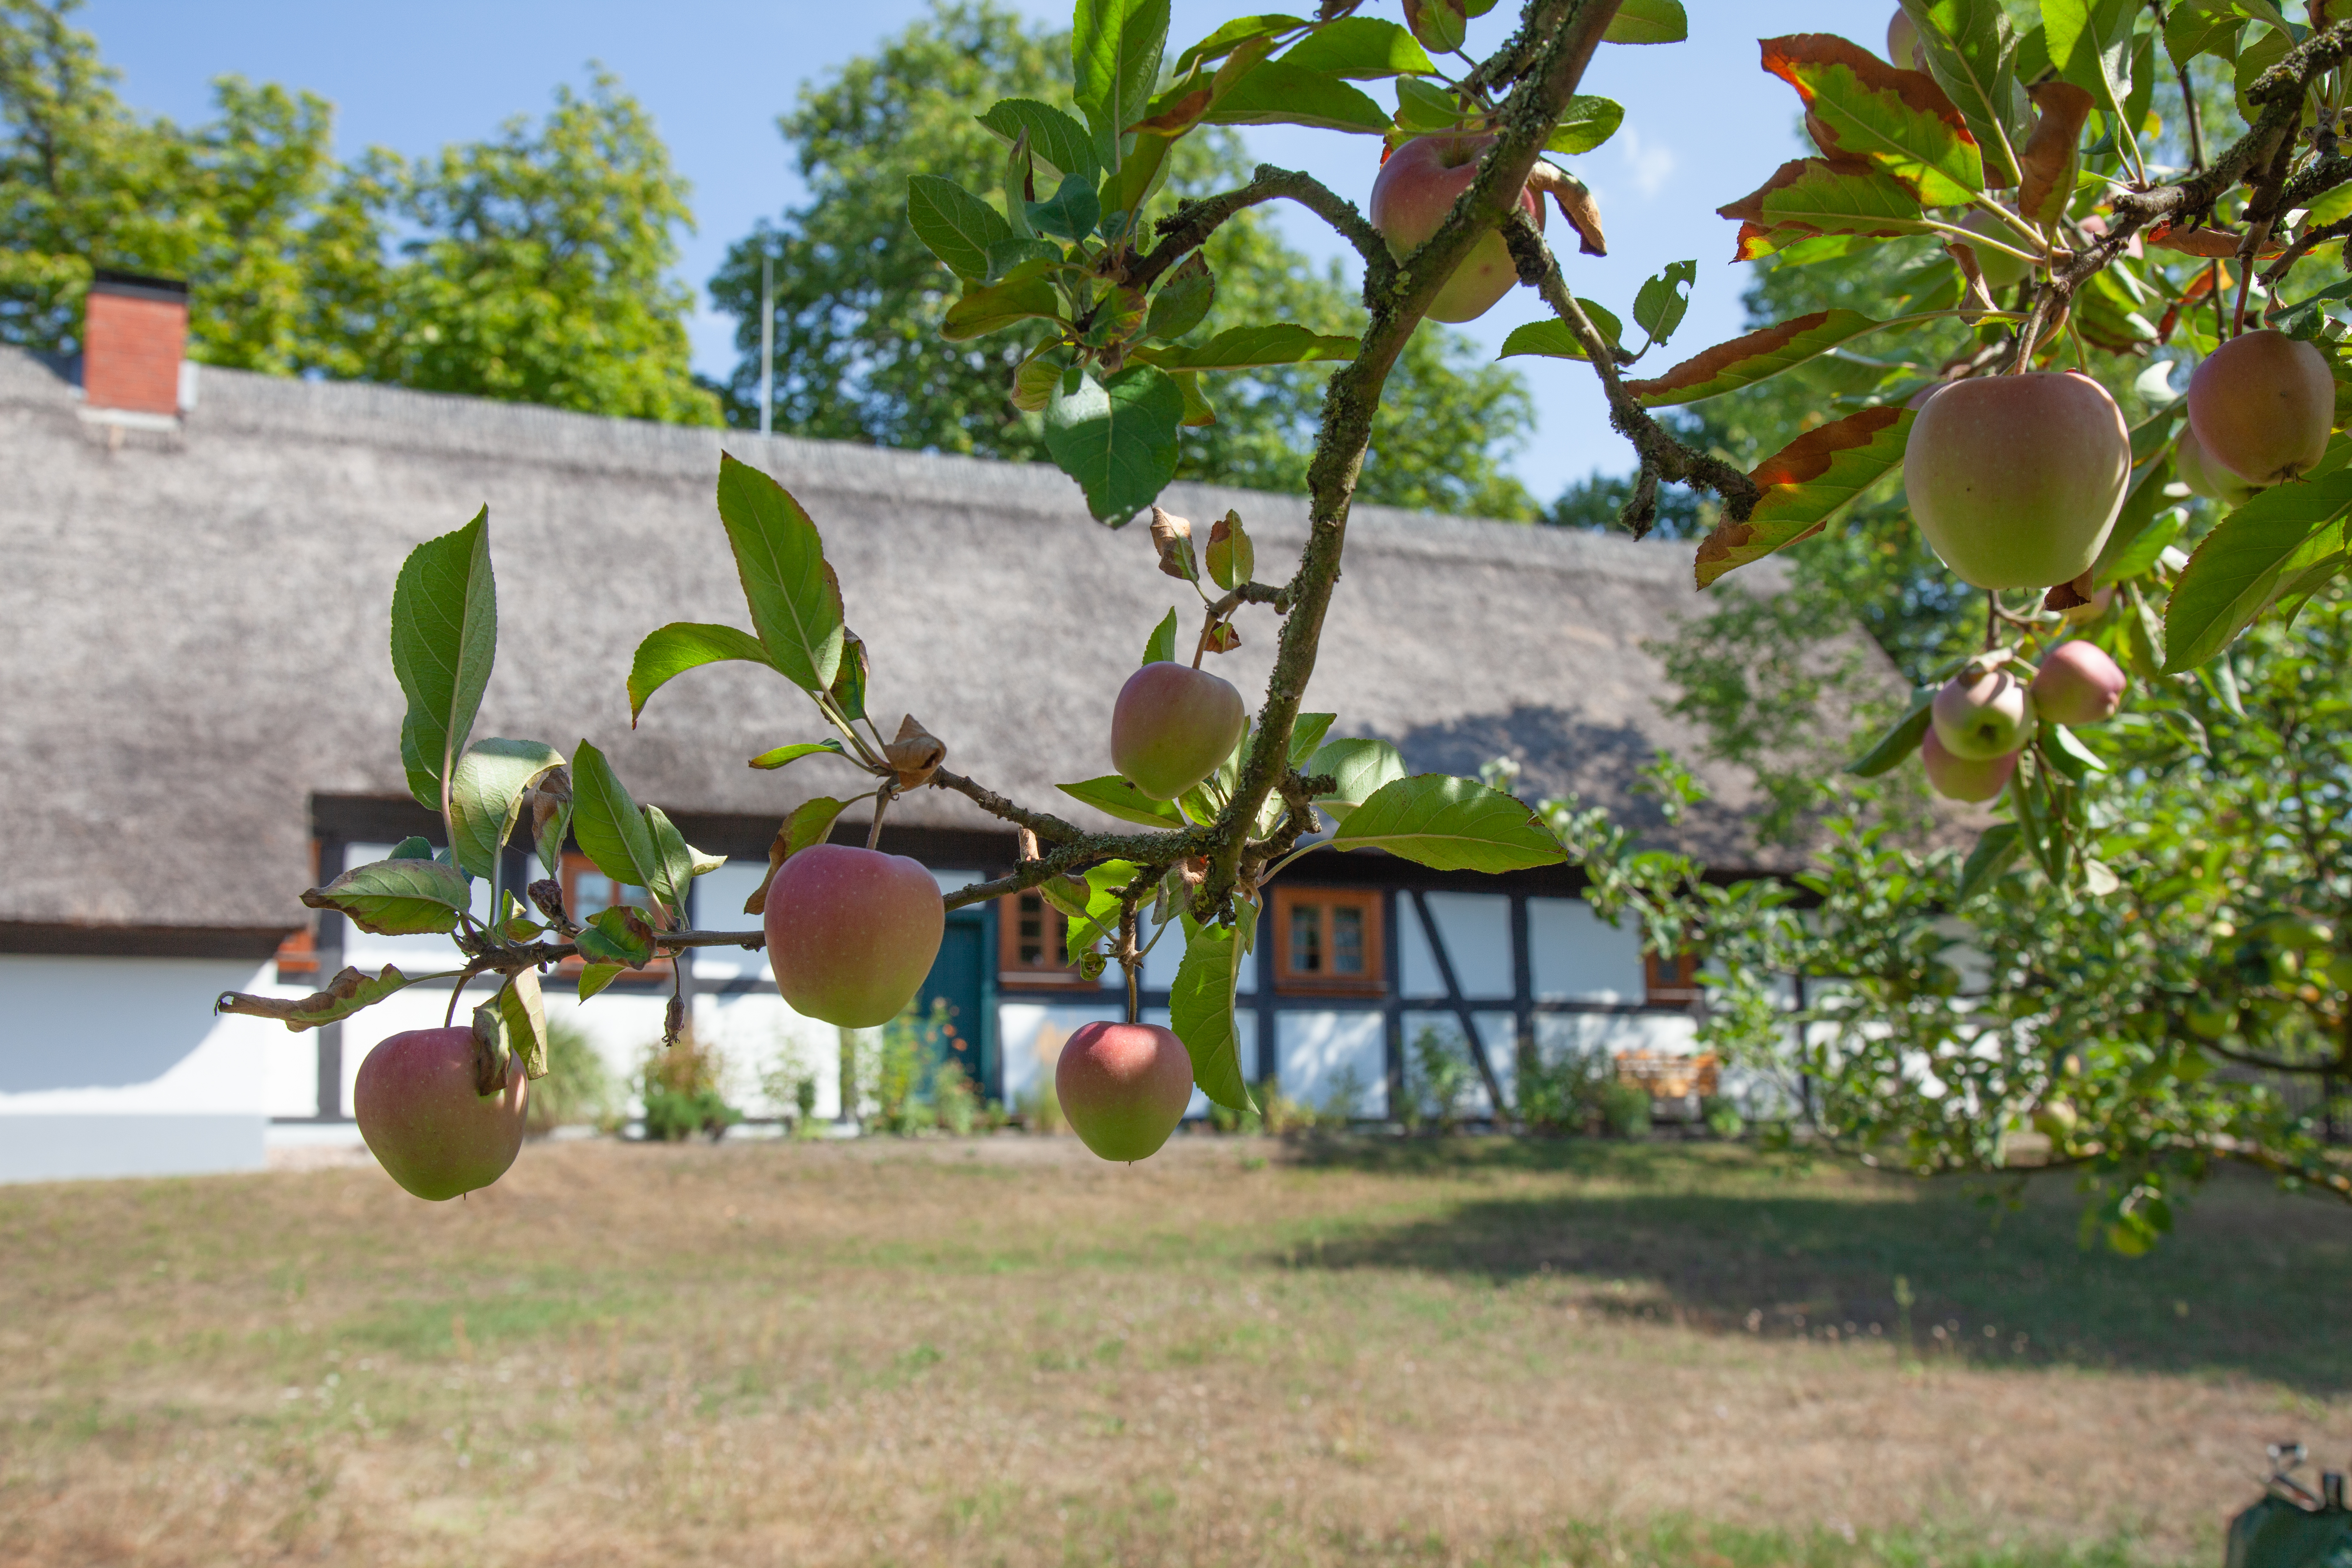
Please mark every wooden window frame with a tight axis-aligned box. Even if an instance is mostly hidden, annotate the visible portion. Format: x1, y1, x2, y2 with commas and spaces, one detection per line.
1272, 886, 1385, 995
557, 852, 672, 979
1645, 949, 1702, 1005
998, 888, 1096, 988
274, 839, 323, 980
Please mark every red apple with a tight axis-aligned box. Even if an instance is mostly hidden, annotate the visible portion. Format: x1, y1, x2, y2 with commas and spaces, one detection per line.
354, 1027, 527, 1201
2187, 328, 2336, 485
1056, 1021, 1195, 1162
1904, 372, 2131, 589
1887, 9, 1924, 69
1111, 661, 1246, 801
1369, 134, 1545, 324
2030, 640, 2127, 726
1932, 667, 2036, 760
764, 842, 944, 1028
2174, 420, 2261, 506
1919, 729, 2017, 803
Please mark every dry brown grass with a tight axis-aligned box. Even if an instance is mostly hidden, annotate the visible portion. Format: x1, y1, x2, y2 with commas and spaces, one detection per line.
1, 1134, 2345, 1567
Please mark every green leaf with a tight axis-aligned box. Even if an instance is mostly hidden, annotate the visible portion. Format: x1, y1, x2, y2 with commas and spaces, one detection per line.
301, 856, 472, 936
1896, 0, 2024, 185
626, 622, 776, 726
2044, 0, 2141, 174
570, 740, 666, 914
389, 836, 435, 861
830, 630, 870, 722
1496, 304, 1627, 364
389, 507, 497, 815
781, 796, 851, 862
1846, 689, 1935, 777
1288, 713, 1336, 769
1277, 17, 1434, 77
713, 454, 845, 695
642, 804, 713, 916
1142, 606, 1180, 665
1308, 737, 1406, 823
1057, 775, 1188, 829
749, 739, 848, 771
1762, 45, 1985, 205
1144, 322, 1358, 372
941, 271, 1064, 340
1957, 823, 2021, 901
1171, 911, 1254, 1112
1142, 253, 1215, 343
215, 964, 420, 1032
2162, 472, 2352, 671
986, 237, 1065, 283
1073, 0, 1171, 156
1063, 859, 1141, 965
497, 969, 549, 1080
976, 98, 1099, 183
1206, 511, 1253, 590
1604, 0, 1687, 43
1027, 171, 1101, 242
1736, 160, 1935, 253
1625, 309, 1881, 406
575, 905, 657, 968
1632, 260, 1697, 349
1547, 95, 1625, 155
447, 738, 566, 881
1172, 12, 1305, 76
1044, 366, 1185, 524
2040, 723, 2110, 784
1694, 407, 1910, 589
1333, 774, 1567, 872
2096, 511, 2184, 585
577, 963, 625, 1003
1200, 60, 1392, 133
906, 174, 1011, 282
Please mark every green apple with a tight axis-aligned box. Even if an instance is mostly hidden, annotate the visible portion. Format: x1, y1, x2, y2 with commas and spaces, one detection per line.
2187, 328, 2336, 485
1904, 372, 2132, 590
1932, 668, 2037, 761
1057, 1021, 1195, 1162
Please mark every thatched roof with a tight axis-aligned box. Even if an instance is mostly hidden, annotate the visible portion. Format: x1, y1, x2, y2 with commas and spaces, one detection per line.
0, 346, 1890, 946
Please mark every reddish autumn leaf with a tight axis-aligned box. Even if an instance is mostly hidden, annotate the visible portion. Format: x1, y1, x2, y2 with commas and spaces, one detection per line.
1694, 407, 1910, 589
2017, 81, 2094, 224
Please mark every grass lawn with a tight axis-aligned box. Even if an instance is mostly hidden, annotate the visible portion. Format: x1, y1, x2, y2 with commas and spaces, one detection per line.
2, 1134, 2347, 1566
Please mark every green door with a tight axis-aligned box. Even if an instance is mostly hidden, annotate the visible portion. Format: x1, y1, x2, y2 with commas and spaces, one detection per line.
920, 907, 992, 1104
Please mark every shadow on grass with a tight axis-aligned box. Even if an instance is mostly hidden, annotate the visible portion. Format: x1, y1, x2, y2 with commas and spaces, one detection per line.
1270, 1137, 2352, 1393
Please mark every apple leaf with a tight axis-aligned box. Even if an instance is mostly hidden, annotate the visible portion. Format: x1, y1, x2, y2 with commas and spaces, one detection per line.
1140, 606, 1180, 665
2089, 456, 2179, 586
576, 905, 657, 968
1626, 310, 1880, 407
389, 836, 435, 861
642, 804, 721, 916
941, 271, 1064, 340
1846, 689, 1936, 777
1307, 737, 1406, 823
749, 739, 848, 771
496, 969, 550, 1080
215, 964, 421, 1032
301, 856, 473, 936
1761, 35, 1983, 204
1277, 16, 1433, 77
1717, 157, 1935, 261
1026, 171, 1101, 242
1547, 95, 1625, 155
2163, 473, 2352, 671
1895, 0, 2025, 185
1171, 910, 1255, 1112
782, 796, 850, 861
1172, 13, 1305, 76
1059, 775, 1188, 829
1142, 322, 1357, 372
1073, 0, 1171, 157
2044, 0, 2141, 176
390, 506, 497, 815
1287, 712, 1336, 769
1063, 859, 1142, 965
570, 740, 668, 919
1632, 260, 1697, 349
1957, 823, 2022, 902
975, 98, 1099, 183
1332, 774, 1566, 872
1143, 253, 1215, 343
1044, 365, 1185, 524
2040, 723, 2110, 784
1207, 511, 1254, 588
1496, 302, 1627, 364
447, 738, 566, 881
906, 174, 1010, 282
1603, 0, 1686, 43
628, 622, 779, 725
1199, 59, 1392, 133
1694, 407, 1909, 589
577, 963, 626, 1003
713, 454, 844, 695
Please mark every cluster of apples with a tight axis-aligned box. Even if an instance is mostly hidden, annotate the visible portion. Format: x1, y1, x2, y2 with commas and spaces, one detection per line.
1918, 640, 2126, 802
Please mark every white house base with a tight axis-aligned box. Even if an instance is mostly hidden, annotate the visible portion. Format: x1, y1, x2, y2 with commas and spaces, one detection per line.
0, 1113, 266, 1184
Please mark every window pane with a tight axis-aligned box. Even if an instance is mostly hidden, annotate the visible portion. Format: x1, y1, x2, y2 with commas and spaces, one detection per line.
1332, 906, 1365, 975
573, 872, 615, 921
1290, 904, 1322, 973
1018, 894, 1044, 965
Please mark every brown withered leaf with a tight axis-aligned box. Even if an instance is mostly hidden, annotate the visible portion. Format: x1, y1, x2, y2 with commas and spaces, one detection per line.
1149, 505, 1199, 581
1525, 161, 1605, 257
2043, 571, 2097, 613
1945, 239, 1994, 316
885, 714, 946, 790
2147, 223, 2284, 259
1203, 622, 1242, 654
469, 1002, 513, 1095
743, 824, 793, 916
2017, 81, 2093, 224
1130, 85, 1212, 136
1205, 510, 1253, 589
214, 963, 414, 1032
1016, 826, 1041, 864
2158, 265, 2224, 343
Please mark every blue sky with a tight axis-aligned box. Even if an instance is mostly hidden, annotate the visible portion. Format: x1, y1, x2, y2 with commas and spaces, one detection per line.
80, 0, 1894, 500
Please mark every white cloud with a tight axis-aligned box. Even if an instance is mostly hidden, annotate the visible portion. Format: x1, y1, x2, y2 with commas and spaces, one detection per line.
1618, 124, 1677, 199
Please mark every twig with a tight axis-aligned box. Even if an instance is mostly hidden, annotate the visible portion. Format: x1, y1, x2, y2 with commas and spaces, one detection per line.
1127, 165, 1396, 295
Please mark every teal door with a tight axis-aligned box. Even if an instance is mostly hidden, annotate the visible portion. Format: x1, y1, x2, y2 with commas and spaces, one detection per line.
920, 906, 993, 1103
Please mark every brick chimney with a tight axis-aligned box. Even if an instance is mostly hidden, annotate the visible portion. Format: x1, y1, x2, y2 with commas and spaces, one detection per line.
83, 270, 190, 418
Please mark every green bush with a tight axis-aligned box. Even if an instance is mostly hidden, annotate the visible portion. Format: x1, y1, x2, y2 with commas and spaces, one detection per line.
1408, 1024, 1476, 1129
526, 1019, 616, 1136
1703, 1095, 1745, 1140
1600, 1079, 1652, 1140
758, 1034, 826, 1136
637, 1031, 740, 1142
1516, 1044, 1609, 1133
933, 1057, 979, 1136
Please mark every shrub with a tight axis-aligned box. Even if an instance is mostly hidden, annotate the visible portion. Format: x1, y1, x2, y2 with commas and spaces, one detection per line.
1517, 1044, 1610, 1134
1703, 1095, 1745, 1140
1599, 1080, 1652, 1140
1408, 1024, 1476, 1130
526, 1019, 616, 1136
637, 1031, 740, 1142
758, 1033, 826, 1136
